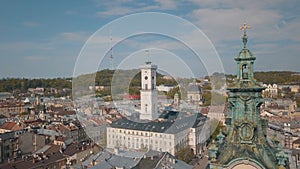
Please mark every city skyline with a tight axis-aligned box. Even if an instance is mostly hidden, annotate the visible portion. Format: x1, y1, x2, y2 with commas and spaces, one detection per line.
0, 0, 299, 78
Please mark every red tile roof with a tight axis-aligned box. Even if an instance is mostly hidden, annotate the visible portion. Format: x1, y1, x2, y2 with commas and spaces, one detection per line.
69, 125, 78, 131
0, 121, 24, 131
57, 110, 76, 116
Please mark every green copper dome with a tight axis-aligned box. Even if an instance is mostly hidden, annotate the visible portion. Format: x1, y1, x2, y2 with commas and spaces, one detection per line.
235, 35, 256, 61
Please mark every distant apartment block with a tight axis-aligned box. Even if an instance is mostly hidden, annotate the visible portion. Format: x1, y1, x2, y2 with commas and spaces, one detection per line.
262, 84, 278, 98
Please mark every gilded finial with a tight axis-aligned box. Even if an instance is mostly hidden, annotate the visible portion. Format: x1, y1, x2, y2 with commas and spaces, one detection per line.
240, 21, 251, 36
240, 21, 251, 48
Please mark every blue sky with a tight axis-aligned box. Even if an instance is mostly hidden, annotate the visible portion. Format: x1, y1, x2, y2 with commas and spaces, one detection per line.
0, 0, 299, 78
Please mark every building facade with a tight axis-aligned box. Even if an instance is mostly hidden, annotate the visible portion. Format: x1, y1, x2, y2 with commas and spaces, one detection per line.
262, 84, 278, 98
0, 132, 17, 163
187, 83, 203, 104
107, 111, 209, 156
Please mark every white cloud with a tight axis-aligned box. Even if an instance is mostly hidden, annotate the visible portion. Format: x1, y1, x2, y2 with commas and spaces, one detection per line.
96, 6, 135, 16
24, 55, 47, 61
65, 10, 77, 15
190, 8, 282, 43
0, 41, 53, 52
154, 0, 177, 9
60, 32, 91, 42
183, 0, 300, 74
187, 0, 285, 10
188, 0, 300, 44
279, 18, 300, 42
95, 0, 181, 17
22, 21, 40, 27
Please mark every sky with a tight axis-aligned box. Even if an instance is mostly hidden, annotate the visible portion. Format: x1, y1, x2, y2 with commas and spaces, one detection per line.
0, 0, 299, 78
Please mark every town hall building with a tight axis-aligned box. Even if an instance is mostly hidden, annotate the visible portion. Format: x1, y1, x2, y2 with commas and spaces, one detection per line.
107, 61, 209, 156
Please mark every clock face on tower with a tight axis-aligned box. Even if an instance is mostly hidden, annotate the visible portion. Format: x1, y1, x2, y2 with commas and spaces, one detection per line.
144, 76, 148, 80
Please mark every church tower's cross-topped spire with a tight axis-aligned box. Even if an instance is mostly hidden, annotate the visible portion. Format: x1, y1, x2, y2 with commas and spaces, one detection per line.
209, 21, 289, 169
240, 21, 251, 49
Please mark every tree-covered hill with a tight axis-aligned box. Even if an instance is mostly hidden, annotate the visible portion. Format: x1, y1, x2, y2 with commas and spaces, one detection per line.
0, 69, 178, 93
226, 71, 300, 85
254, 71, 300, 84
1, 71, 299, 93
0, 78, 72, 92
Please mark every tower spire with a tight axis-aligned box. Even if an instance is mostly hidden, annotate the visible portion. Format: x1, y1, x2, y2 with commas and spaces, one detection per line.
209, 22, 287, 169
240, 21, 251, 48
145, 50, 151, 64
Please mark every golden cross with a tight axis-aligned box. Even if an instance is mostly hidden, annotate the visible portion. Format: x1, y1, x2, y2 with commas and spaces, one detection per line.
240, 21, 251, 35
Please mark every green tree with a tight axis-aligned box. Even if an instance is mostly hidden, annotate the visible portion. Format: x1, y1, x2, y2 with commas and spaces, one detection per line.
176, 145, 195, 163
166, 86, 180, 99
20, 111, 30, 116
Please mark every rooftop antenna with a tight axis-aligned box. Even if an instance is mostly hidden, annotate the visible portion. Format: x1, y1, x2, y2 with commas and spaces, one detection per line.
109, 29, 115, 70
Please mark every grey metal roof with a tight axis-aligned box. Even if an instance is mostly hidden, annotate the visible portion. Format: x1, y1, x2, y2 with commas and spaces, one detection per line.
187, 83, 202, 93
108, 155, 141, 169
90, 160, 113, 169
0, 131, 14, 140
165, 113, 200, 134
110, 111, 207, 134
111, 118, 173, 133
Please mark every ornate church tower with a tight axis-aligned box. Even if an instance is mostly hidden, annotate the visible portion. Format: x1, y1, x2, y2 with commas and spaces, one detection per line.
209, 22, 289, 169
140, 61, 158, 121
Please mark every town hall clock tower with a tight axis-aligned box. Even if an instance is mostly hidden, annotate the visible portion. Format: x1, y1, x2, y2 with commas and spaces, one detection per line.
140, 61, 158, 121
208, 22, 289, 169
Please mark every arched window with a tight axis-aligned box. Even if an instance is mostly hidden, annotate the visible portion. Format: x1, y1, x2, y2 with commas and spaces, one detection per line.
242, 64, 248, 79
